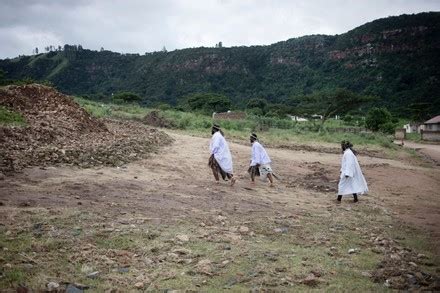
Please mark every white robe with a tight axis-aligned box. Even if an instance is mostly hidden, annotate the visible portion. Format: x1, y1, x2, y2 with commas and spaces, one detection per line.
338, 149, 368, 196
250, 141, 271, 166
210, 131, 233, 173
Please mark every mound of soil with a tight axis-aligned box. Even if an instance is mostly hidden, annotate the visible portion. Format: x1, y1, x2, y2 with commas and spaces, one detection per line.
143, 110, 175, 128
0, 84, 172, 173
287, 162, 338, 193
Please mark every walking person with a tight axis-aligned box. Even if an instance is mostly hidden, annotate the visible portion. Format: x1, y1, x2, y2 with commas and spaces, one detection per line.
337, 140, 368, 203
209, 124, 236, 186
248, 133, 274, 187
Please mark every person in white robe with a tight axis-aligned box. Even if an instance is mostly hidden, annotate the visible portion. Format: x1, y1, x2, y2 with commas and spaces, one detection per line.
248, 133, 274, 187
337, 140, 368, 203
209, 124, 236, 186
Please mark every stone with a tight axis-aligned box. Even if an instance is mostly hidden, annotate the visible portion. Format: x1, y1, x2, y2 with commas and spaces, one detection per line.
361, 271, 372, 278
117, 267, 130, 273
239, 226, 249, 233
274, 227, 288, 233
302, 273, 319, 286
348, 248, 357, 254
47, 282, 59, 291
87, 271, 100, 279
176, 234, 189, 242
172, 248, 192, 255
134, 282, 144, 289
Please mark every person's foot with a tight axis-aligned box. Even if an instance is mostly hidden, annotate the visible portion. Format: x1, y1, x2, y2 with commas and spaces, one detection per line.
215, 180, 220, 185
230, 177, 236, 186
269, 183, 274, 188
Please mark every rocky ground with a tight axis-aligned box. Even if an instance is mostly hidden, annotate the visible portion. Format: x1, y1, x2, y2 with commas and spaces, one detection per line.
1, 132, 439, 291
0, 85, 172, 173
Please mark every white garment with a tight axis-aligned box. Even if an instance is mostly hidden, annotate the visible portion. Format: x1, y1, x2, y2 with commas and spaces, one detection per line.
210, 131, 233, 173
250, 141, 271, 166
338, 149, 368, 196
259, 164, 273, 181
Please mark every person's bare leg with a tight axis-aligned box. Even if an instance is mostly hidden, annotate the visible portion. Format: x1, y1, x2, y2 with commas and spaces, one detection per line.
211, 168, 220, 184
250, 170, 256, 185
230, 175, 236, 186
267, 173, 274, 187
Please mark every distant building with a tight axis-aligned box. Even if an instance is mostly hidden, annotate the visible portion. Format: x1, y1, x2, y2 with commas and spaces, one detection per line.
424, 115, 440, 131
289, 115, 308, 122
403, 123, 425, 133
212, 111, 246, 120
421, 115, 440, 141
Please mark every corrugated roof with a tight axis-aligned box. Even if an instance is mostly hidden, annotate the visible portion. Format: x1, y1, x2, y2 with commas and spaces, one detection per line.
425, 115, 440, 124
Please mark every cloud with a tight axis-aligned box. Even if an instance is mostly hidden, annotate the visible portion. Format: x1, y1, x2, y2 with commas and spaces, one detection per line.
0, 0, 439, 58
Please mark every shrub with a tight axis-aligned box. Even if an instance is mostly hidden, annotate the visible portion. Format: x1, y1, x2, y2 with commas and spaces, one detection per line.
365, 107, 392, 132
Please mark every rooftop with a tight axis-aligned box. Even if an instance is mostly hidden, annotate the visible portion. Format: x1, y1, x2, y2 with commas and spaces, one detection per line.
425, 115, 440, 124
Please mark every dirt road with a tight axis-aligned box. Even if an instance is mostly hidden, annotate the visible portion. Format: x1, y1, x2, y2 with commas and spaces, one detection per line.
399, 140, 440, 165
1, 132, 439, 290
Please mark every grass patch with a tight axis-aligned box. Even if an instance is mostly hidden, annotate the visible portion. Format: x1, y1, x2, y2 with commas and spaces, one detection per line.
74, 97, 396, 149
0, 106, 26, 126
406, 132, 421, 142
0, 268, 26, 288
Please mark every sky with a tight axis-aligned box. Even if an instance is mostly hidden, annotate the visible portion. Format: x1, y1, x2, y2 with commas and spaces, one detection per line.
0, 0, 439, 58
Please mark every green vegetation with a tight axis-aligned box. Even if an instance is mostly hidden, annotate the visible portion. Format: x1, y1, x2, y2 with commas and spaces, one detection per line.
75, 97, 396, 148
179, 92, 231, 115
0, 106, 26, 125
112, 91, 142, 104
1, 12, 439, 119
291, 88, 375, 130
365, 107, 396, 134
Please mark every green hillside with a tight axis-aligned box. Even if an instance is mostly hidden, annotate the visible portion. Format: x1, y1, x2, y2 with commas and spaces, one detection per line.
1, 12, 439, 117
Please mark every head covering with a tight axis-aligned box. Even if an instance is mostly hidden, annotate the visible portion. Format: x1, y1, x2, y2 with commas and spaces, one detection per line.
341, 140, 357, 155
212, 124, 221, 131
250, 133, 258, 140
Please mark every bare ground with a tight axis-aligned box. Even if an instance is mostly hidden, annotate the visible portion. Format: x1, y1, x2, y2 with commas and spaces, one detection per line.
1, 132, 439, 291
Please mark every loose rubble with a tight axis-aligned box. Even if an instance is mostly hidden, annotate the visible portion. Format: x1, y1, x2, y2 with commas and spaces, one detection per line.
0, 84, 172, 173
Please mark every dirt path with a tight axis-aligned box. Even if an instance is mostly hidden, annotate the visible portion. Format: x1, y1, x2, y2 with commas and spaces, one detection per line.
1, 132, 440, 290
3, 132, 439, 248
399, 140, 440, 165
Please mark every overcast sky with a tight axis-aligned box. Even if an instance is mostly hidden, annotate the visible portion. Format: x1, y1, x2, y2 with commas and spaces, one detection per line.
0, 0, 439, 58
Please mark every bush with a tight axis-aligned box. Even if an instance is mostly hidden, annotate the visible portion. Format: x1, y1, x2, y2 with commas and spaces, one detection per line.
113, 92, 142, 104
379, 121, 396, 134
365, 107, 392, 132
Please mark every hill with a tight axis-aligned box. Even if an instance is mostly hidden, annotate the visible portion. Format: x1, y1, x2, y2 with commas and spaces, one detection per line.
1, 12, 439, 117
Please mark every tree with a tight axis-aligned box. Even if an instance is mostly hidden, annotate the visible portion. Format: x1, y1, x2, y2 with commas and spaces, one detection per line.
246, 98, 268, 116
295, 88, 375, 130
365, 107, 392, 132
181, 93, 231, 115
112, 92, 142, 104
407, 102, 431, 123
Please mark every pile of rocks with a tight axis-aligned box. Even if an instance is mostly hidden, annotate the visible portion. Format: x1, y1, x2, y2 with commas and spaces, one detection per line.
0, 84, 172, 173
370, 235, 440, 290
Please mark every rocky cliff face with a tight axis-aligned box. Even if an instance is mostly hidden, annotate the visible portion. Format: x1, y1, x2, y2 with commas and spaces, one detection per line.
1, 12, 439, 114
